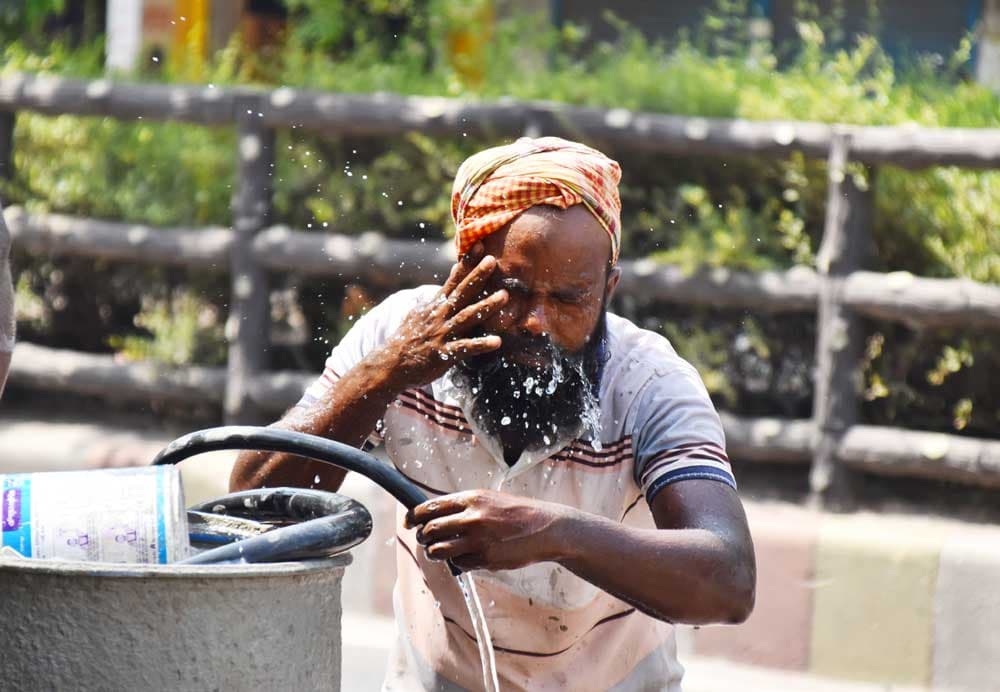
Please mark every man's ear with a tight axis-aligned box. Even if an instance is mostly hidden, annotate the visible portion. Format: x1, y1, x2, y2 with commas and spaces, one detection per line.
604, 265, 622, 302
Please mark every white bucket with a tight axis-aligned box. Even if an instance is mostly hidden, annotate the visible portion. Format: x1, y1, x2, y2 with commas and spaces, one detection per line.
1, 466, 189, 564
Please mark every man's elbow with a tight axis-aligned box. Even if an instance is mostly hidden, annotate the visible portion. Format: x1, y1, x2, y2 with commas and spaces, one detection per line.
720, 555, 756, 624
229, 450, 267, 492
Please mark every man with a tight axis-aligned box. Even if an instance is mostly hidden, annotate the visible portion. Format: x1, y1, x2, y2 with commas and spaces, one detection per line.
0, 201, 14, 398
232, 137, 755, 691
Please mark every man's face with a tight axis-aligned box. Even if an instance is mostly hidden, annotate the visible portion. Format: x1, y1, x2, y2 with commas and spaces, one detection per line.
480, 204, 617, 359
451, 205, 620, 450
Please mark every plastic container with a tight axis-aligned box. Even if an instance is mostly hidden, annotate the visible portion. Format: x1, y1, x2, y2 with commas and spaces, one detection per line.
0, 466, 188, 564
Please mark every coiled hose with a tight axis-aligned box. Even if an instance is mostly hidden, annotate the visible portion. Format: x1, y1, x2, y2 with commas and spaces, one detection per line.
182, 487, 372, 565
151, 426, 456, 569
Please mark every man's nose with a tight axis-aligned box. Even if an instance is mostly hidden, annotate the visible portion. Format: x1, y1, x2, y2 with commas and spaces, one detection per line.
520, 298, 551, 337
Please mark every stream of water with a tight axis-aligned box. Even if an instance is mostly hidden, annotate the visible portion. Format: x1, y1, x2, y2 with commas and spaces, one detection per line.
457, 572, 501, 692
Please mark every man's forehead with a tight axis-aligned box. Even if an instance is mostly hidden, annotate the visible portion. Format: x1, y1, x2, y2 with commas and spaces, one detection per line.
486, 205, 612, 266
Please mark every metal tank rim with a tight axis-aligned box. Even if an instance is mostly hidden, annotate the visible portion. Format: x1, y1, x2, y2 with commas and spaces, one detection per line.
0, 553, 351, 579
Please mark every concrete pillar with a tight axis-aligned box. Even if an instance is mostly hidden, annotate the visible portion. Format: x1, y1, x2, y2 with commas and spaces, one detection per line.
209, 0, 244, 53
105, 0, 144, 72
978, 0, 1000, 93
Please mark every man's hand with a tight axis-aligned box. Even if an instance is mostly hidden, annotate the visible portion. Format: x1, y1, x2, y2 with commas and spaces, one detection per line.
230, 244, 508, 493
406, 490, 572, 571
377, 243, 508, 390
406, 482, 756, 625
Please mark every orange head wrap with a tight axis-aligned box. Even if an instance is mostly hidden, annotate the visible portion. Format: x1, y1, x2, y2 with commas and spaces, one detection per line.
450, 136, 623, 264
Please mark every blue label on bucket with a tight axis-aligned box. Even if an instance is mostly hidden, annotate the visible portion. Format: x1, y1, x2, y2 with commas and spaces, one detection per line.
3, 488, 21, 530
2, 477, 33, 556
0, 468, 186, 563
155, 466, 168, 564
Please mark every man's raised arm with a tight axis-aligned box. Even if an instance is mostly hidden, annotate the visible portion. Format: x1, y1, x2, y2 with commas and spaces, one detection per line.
229, 247, 507, 492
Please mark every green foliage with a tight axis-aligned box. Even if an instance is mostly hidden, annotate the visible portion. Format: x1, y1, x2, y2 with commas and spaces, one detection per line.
0, 0, 65, 43
652, 184, 813, 273
107, 290, 226, 367
272, 131, 471, 240
284, 0, 429, 55
3, 1, 1000, 435
9, 115, 233, 226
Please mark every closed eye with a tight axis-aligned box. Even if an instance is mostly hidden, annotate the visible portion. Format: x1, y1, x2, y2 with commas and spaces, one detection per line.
554, 291, 587, 304
500, 278, 530, 295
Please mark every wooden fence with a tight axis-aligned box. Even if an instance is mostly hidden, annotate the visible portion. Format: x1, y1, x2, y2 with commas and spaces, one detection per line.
3, 72, 1000, 503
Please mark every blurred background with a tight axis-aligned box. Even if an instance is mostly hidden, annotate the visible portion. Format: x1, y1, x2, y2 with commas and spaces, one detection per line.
1, 1, 999, 690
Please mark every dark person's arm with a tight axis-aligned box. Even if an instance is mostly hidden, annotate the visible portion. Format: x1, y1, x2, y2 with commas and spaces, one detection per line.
554, 480, 754, 624
0, 205, 14, 398
230, 247, 507, 492
407, 479, 755, 625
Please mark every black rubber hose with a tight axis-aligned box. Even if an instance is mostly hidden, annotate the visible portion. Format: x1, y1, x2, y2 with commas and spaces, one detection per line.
180, 488, 372, 565
152, 426, 461, 574
151, 426, 428, 509
187, 511, 271, 545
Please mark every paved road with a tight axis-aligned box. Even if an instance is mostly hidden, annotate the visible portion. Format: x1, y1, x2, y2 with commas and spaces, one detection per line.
340, 611, 927, 692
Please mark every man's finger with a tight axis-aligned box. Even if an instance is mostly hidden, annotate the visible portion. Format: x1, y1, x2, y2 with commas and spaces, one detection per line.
437, 262, 465, 301
425, 537, 479, 562
445, 335, 502, 359
439, 243, 485, 297
445, 253, 497, 314
417, 514, 467, 545
407, 492, 475, 526
447, 289, 508, 333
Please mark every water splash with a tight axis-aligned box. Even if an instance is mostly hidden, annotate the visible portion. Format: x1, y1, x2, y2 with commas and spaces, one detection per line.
569, 356, 602, 449
457, 572, 500, 692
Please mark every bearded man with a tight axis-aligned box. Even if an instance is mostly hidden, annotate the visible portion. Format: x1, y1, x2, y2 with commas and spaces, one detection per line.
232, 137, 755, 691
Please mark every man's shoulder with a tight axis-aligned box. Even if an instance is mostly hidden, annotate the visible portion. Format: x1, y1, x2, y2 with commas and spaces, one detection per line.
604, 312, 693, 378
361, 284, 440, 328
597, 313, 710, 426
377, 284, 440, 313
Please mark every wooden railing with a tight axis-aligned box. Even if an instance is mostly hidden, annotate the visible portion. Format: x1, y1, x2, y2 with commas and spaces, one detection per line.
3, 72, 1000, 501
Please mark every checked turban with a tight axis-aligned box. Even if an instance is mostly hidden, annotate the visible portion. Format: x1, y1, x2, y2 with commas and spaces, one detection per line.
450, 137, 623, 264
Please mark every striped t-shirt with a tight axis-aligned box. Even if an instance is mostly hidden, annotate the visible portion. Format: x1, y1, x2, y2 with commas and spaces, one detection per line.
298, 285, 736, 691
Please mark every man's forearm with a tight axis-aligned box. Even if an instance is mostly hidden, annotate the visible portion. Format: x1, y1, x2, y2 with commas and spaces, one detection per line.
231, 250, 505, 492
1, 209, 13, 398
0, 351, 10, 399
230, 350, 404, 492
551, 509, 755, 625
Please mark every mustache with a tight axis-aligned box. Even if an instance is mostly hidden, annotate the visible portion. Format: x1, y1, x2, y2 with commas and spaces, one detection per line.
450, 310, 609, 452
498, 333, 560, 359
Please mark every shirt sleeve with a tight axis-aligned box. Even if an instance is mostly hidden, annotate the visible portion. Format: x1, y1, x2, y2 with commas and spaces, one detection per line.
631, 363, 736, 503
294, 286, 432, 445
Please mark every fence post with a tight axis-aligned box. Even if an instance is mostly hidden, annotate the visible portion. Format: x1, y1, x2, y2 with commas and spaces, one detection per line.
225, 95, 274, 424
0, 111, 14, 181
810, 131, 874, 508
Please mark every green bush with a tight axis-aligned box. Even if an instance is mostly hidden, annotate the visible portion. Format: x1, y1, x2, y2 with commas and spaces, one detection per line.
3, 2, 999, 436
